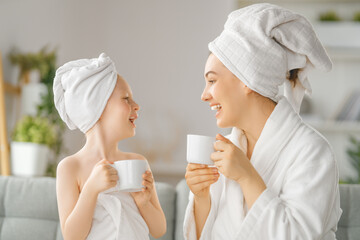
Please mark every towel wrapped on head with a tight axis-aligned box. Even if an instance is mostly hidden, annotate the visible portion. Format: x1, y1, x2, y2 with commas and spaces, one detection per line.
53, 53, 118, 133
209, 3, 332, 113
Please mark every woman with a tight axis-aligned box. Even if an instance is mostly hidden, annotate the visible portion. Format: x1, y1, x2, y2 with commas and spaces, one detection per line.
54, 53, 166, 239
184, 4, 342, 240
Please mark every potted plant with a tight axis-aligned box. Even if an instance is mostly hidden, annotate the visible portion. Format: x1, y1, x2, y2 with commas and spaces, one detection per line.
314, 10, 360, 49
35, 48, 66, 177
11, 115, 56, 177
319, 11, 341, 22
8, 47, 56, 116
354, 12, 360, 22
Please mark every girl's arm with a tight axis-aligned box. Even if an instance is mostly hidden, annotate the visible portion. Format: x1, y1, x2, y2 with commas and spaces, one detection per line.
131, 170, 167, 238
56, 158, 117, 240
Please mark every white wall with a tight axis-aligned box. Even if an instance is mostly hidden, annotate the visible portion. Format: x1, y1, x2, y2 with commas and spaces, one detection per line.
1, 0, 236, 183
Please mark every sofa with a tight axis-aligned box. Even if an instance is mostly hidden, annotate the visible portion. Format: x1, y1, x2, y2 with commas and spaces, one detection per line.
0, 176, 359, 240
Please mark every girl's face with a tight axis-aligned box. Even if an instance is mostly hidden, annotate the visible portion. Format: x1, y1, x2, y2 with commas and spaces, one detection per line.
201, 54, 252, 128
99, 75, 140, 140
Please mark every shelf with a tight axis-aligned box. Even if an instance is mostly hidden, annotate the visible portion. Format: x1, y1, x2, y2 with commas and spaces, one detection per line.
313, 22, 360, 50
239, 0, 360, 4
307, 121, 360, 133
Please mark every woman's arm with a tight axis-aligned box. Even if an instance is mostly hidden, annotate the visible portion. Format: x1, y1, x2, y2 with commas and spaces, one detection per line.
185, 163, 220, 239
57, 158, 117, 240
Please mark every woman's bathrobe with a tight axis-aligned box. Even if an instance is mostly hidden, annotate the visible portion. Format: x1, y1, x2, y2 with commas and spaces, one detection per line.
184, 97, 342, 240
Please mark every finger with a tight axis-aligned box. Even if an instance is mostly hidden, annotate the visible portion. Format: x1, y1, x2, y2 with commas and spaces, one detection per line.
187, 174, 219, 185
213, 160, 222, 169
186, 163, 208, 171
185, 167, 218, 178
216, 134, 232, 144
143, 180, 153, 190
191, 178, 219, 191
143, 175, 154, 185
210, 151, 224, 162
110, 175, 119, 181
143, 170, 153, 179
213, 140, 229, 152
98, 158, 114, 166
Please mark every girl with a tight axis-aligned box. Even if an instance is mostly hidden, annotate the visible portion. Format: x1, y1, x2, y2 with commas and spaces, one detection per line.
54, 53, 166, 239
184, 4, 342, 240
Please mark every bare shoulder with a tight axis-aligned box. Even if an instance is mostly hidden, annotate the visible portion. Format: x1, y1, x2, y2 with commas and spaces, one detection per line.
56, 155, 80, 180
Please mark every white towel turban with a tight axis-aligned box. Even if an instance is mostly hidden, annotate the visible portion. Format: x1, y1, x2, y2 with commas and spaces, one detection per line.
53, 53, 118, 133
209, 3, 332, 113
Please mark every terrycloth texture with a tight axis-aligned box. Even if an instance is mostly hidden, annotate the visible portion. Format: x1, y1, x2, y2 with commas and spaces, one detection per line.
208, 3, 332, 113
87, 188, 149, 240
183, 97, 342, 240
53, 53, 117, 133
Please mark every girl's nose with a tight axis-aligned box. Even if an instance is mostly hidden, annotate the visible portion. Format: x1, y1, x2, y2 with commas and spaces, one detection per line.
133, 101, 140, 111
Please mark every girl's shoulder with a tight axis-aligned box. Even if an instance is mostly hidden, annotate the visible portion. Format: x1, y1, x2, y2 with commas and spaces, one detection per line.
56, 154, 82, 179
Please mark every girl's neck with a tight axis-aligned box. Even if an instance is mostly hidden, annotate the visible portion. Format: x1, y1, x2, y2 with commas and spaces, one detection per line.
82, 124, 121, 162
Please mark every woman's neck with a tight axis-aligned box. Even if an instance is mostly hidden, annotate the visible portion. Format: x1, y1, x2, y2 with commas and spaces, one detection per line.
239, 97, 276, 160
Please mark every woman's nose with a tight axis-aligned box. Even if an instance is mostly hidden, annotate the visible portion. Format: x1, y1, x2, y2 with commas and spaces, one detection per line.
201, 87, 211, 102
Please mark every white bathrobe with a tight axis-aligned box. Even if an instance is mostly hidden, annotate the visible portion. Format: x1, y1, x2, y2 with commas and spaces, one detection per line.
86, 188, 149, 240
184, 97, 342, 240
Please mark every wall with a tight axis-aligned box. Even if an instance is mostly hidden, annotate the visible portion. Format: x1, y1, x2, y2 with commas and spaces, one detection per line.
0, 0, 236, 184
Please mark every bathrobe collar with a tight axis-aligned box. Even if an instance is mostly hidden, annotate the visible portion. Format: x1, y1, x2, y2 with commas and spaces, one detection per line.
229, 97, 302, 178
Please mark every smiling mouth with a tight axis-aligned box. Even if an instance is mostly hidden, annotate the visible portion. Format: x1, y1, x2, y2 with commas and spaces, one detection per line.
129, 116, 137, 125
211, 104, 222, 110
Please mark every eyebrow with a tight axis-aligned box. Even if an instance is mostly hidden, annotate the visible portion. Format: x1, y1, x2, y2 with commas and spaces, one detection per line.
205, 71, 217, 78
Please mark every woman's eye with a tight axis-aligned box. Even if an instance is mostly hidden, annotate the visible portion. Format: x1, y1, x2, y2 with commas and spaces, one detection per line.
124, 97, 129, 101
208, 80, 216, 84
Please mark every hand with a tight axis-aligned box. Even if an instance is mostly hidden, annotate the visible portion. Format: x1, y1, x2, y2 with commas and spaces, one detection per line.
85, 159, 118, 194
131, 170, 154, 208
185, 163, 219, 199
211, 134, 252, 183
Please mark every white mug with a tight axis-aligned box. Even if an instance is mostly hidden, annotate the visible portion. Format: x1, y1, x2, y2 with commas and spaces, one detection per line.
187, 134, 215, 165
111, 159, 148, 192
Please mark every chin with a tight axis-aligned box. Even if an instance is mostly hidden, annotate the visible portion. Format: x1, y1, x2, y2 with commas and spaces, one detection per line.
216, 119, 230, 128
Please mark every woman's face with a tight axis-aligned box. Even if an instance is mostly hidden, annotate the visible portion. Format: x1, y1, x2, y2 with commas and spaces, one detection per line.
201, 54, 251, 128
100, 75, 140, 140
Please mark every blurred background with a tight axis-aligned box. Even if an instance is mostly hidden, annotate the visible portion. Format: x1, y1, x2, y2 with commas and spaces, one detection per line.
1, 0, 360, 186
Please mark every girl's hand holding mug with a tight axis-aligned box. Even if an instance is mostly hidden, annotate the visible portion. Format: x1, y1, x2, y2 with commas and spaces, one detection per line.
86, 159, 119, 194
131, 170, 155, 207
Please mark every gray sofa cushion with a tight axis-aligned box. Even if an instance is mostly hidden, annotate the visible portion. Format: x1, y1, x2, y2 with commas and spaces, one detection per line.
151, 182, 176, 240
175, 179, 189, 240
0, 176, 177, 240
1, 176, 359, 240
0, 176, 62, 240
337, 184, 360, 240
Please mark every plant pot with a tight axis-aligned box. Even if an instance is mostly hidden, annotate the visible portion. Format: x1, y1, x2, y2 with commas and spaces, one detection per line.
11, 141, 49, 177
21, 82, 47, 116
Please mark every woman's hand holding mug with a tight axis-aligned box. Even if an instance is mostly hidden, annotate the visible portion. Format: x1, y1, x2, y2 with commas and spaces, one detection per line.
185, 164, 219, 199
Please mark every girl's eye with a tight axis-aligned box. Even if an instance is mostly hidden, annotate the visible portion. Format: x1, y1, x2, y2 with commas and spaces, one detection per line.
124, 97, 129, 101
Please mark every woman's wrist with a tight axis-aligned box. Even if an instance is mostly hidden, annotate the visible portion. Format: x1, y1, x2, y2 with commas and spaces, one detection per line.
194, 194, 211, 205
236, 166, 263, 187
